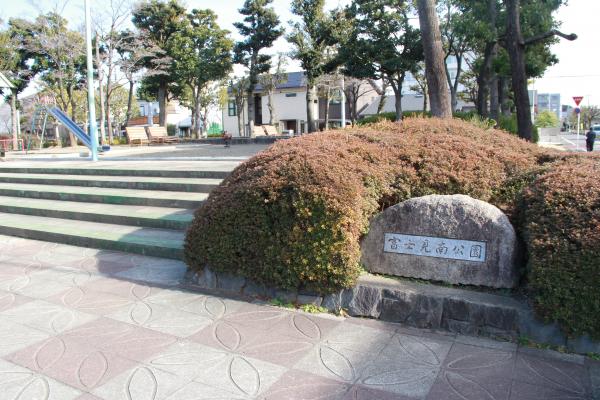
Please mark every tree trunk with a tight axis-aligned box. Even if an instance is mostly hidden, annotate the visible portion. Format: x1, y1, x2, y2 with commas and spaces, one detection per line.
67, 87, 77, 147
324, 88, 330, 130
95, 33, 106, 145
499, 76, 511, 116
11, 90, 18, 149
267, 90, 277, 126
390, 80, 403, 122
158, 81, 167, 126
192, 89, 201, 138
444, 56, 457, 112
476, 43, 496, 118
423, 91, 428, 113
125, 80, 134, 127
504, 0, 533, 141
306, 85, 318, 133
417, 0, 452, 118
236, 106, 242, 137
490, 74, 499, 121
376, 79, 388, 114
246, 88, 255, 128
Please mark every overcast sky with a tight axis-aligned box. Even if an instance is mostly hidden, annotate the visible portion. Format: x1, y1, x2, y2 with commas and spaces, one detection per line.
1, 0, 597, 107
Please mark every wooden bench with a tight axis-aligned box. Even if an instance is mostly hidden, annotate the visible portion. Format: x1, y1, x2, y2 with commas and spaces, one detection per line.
147, 126, 180, 144
252, 125, 266, 137
262, 125, 279, 136
125, 126, 149, 146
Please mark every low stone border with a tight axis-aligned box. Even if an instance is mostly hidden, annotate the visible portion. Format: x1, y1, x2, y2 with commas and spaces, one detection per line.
187, 136, 291, 145
183, 267, 600, 355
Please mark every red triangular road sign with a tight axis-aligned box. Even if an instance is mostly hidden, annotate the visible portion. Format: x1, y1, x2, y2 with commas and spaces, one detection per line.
573, 96, 584, 106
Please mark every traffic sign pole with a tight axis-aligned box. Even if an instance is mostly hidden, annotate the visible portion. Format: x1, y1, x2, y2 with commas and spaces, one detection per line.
573, 97, 584, 152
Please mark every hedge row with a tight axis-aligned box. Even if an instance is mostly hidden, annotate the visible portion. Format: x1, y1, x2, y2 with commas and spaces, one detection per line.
185, 117, 600, 338
185, 118, 543, 294
521, 155, 600, 338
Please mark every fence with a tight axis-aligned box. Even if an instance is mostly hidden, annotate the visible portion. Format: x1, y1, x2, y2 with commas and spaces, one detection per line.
0, 139, 24, 152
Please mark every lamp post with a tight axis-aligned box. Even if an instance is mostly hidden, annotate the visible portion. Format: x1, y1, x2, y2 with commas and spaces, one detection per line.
85, 0, 99, 161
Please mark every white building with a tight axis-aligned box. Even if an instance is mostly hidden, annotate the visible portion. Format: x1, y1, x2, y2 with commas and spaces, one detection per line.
136, 100, 192, 136
359, 93, 474, 117
222, 72, 372, 136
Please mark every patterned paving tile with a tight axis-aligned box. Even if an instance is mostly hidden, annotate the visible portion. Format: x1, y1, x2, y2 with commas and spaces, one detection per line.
61, 317, 178, 363
92, 364, 190, 400
32, 265, 99, 288
145, 289, 247, 319
425, 371, 512, 400
106, 301, 213, 338
6, 336, 136, 391
0, 273, 79, 299
47, 286, 135, 316
509, 380, 589, 400
192, 353, 287, 398
163, 381, 248, 400
262, 370, 350, 400
76, 277, 162, 301
145, 341, 227, 380
512, 352, 590, 398
0, 300, 98, 335
0, 290, 33, 312
0, 319, 50, 356
113, 260, 187, 286
0, 358, 82, 400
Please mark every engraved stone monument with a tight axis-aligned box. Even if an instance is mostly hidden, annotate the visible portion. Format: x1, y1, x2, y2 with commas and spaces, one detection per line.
361, 194, 518, 288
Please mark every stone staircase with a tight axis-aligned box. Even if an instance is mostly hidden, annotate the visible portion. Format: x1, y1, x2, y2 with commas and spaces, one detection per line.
0, 166, 229, 260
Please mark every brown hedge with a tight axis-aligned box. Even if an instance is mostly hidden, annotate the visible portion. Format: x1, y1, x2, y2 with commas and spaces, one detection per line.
521, 155, 600, 338
184, 118, 546, 294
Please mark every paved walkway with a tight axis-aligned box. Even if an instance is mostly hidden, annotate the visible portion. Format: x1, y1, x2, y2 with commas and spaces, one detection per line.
5, 143, 270, 161
0, 235, 596, 399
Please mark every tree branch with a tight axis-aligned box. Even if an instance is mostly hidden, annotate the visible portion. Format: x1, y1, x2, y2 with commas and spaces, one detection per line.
524, 29, 577, 46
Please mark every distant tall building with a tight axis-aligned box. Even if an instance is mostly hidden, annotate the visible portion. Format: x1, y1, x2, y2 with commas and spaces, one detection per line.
536, 93, 561, 119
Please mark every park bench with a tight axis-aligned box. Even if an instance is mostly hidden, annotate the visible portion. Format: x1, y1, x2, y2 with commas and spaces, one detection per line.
252, 125, 266, 137
147, 126, 180, 144
125, 126, 149, 146
262, 125, 279, 136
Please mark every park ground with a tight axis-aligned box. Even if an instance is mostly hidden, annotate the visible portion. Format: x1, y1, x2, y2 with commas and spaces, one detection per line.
0, 235, 597, 400
0, 141, 598, 399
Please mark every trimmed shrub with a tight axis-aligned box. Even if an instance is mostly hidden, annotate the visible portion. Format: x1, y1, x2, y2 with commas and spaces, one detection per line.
521, 155, 600, 338
358, 111, 432, 125
185, 118, 543, 294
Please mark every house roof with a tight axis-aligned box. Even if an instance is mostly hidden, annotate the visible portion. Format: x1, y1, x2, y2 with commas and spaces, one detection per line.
0, 72, 15, 89
254, 71, 306, 91
228, 71, 307, 95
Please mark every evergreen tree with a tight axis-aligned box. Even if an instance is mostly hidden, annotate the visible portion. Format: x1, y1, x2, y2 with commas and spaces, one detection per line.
233, 0, 282, 129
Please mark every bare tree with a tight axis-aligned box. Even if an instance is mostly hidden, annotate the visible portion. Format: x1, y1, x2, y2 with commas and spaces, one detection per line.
317, 73, 341, 130
94, 0, 132, 143
258, 54, 287, 129
116, 29, 168, 128
417, 0, 452, 118
230, 77, 249, 137
343, 77, 374, 125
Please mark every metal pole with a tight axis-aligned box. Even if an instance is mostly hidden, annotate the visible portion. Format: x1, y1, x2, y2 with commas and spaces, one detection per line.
85, 0, 99, 161
341, 75, 346, 129
577, 112, 580, 151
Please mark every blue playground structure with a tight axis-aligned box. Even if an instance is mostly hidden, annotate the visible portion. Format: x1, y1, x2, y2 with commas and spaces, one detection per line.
30, 105, 102, 152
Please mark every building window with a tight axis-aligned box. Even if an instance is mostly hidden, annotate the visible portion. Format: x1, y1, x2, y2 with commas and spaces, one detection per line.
285, 93, 297, 98
228, 100, 237, 116
139, 106, 145, 117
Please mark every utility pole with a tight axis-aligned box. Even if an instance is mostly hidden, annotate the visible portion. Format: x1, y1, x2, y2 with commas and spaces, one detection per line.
85, 0, 99, 161
341, 75, 346, 129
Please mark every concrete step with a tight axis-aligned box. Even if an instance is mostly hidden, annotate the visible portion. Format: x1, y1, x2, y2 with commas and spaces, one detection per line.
0, 167, 231, 179
0, 196, 194, 230
0, 182, 207, 208
0, 212, 184, 259
0, 173, 221, 192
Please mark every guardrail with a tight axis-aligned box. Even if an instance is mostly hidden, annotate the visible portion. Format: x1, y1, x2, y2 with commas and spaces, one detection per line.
0, 139, 25, 153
